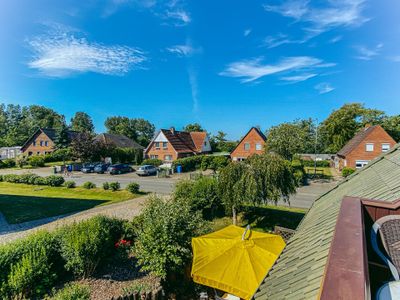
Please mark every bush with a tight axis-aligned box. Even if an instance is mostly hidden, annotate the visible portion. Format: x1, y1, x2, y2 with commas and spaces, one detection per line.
342, 167, 356, 177
126, 182, 140, 194
301, 159, 331, 167
102, 182, 110, 190
46, 176, 65, 187
18, 173, 40, 185
65, 181, 76, 188
133, 197, 208, 279
172, 156, 203, 172
57, 216, 124, 278
0, 175, 2, 182
34, 176, 48, 185
174, 177, 222, 220
142, 158, 163, 167
82, 182, 96, 189
109, 182, 120, 192
201, 156, 229, 171
7, 247, 57, 298
50, 283, 90, 300
28, 156, 45, 168
0, 231, 62, 298
291, 159, 307, 186
43, 148, 72, 163
2, 174, 21, 183
0, 159, 16, 169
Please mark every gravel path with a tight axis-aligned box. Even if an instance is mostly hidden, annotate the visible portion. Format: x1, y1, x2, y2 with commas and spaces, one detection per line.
0, 195, 150, 245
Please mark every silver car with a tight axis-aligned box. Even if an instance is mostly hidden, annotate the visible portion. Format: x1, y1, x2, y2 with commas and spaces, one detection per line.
137, 165, 158, 176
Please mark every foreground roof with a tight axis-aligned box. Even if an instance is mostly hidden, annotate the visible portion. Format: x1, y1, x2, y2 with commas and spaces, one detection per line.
95, 133, 144, 149
254, 144, 400, 299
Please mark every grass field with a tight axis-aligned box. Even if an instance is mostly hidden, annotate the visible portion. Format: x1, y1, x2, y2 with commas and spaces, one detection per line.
0, 182, 139, 224
211, 204, 306, 233
304, 166, 332, 178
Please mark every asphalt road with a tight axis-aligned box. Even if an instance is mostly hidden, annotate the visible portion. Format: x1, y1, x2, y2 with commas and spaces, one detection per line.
0, 167, 339, 209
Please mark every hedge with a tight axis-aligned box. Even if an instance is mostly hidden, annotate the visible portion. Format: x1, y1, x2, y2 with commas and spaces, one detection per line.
0, 159, 16, 169
342, 167, 356, 177
301, 159, 331, 167
0, 174, 64, 187
27, 156, 45, 168
171, 155, 230, 173
43, 148, 73, 163
141, 158, 163, 167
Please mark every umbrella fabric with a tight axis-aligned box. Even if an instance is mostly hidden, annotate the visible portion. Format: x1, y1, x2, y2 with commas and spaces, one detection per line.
191, 225, 285, 300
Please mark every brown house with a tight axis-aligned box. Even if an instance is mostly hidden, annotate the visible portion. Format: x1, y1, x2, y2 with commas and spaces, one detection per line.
21, 128, 77, 156
336, 125, 396, 170
144, 127, 211, 162
230, 127, 267, 161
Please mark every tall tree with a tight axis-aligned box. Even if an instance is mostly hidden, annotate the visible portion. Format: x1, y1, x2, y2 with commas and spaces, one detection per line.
70, 112, 94, 133
210, 131, 238, 152
183, 123, 204, 132
53, 118, 70, 150
319, 103, 386, 153
131, 118, 156, 147
382, 115, 400, 142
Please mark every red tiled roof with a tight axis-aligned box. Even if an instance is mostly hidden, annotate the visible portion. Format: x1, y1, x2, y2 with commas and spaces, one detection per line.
190, 132, 207, 152
337, 125, 378, 157
161, 129, 198, 153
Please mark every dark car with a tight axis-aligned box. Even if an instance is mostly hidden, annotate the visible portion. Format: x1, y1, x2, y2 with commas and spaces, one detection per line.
94, 163, 110, 174
108, 164, 134, 175
81, 163, 97, 173
136, 165, 158, 176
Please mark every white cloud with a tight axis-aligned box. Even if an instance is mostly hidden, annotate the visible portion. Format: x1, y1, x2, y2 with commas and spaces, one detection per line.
329, 35, 343, 43
280, 73, 317, 83
315, 82, 334, 94
188, 66, 199, 113
244, 29, 252, 37
27, 26, 145, 77
165, 9, 191, 25
264, 0, 368, 35
166, 44, 195, 56
219, 56, 333, 83
354, 43, 383, 60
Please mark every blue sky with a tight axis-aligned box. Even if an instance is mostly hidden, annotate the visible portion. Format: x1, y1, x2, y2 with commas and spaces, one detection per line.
0, 0, 399, 139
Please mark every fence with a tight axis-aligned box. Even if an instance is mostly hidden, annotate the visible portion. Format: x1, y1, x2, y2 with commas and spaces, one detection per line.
111, 287, 163, 300
274, 226, 296, 243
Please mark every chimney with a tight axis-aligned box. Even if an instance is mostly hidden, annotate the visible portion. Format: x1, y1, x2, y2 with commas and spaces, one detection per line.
170, 127, 175, 134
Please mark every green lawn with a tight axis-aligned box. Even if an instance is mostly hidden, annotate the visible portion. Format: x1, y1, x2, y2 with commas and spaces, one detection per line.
0, 182, 138, 224
211, 204, 306, 233
305, 166, 332, 178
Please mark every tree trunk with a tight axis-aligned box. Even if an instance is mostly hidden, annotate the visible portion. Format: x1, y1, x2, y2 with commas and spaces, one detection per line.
232, 206, 237, 225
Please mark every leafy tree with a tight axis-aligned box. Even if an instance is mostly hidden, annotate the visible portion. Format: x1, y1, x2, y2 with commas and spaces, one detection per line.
24, 105, 64, 129
382, 115, 400, 142
319, 103, 386, 153
104, 116, 155, 147
70, 132, 97, 162
133, 196, 208, 280
210, 131, 238, 152
265, 122, 306, 160
183, 123, 204, 132
70, 112, 94, 133
53, 119, 70, 150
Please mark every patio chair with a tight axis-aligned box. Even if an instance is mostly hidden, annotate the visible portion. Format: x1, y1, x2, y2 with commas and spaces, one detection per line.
371, 215, 400, 299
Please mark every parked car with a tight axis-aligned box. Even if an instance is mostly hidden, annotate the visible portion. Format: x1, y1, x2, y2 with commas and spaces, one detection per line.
81, 163, 97, 173
137, 165, 158, 176
94, 163, 110, 174
108, 164, 134, 175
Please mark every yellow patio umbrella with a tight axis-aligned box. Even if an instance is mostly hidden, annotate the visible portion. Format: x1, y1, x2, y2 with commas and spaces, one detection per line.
191, 225, 285, 300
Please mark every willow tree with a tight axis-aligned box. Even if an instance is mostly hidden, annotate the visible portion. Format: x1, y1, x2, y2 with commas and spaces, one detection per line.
218, 154, 297, 225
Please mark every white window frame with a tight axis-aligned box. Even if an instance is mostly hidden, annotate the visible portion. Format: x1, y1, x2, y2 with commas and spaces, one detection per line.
164, 155, 172, 161
162, 142, 168, 150
382, 143, 390, 152
355, 160, 369, 169
150, 154, 158, 159
244, 143, 250, 151
365, 143, 374, 152
255, 143, 262, 151
155, 142, 160, 149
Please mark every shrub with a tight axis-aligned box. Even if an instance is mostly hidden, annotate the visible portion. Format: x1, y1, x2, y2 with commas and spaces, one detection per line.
0, 175, 2, 182
43, 148, 73, 163
7, 247, 57, 298
102, 182, 110, 190
291, 159, 307, 186
174, 177, 222, 220
0, 231, 62, 298
57, 216, 124, 278
28, 156, 45, 168
109, 182, 120, 192
64, 181, 76, 188
122, 282, 152, 296
2, 174, 20, 183
133, 197, 208, 279
34, 176, 48, 185
46, 175, 65, 187
126, 182, 140, 194
342, 167, 356, 177
50, 283, 90, 300
82, 181, 96, 189
142, 158, 163, 167
201, 156, 230, 171
18, 173, 40, 185
0, 159, 16, 169
16, 156, 27, 168
172, 156, 204, 172
301, 159, 331, 167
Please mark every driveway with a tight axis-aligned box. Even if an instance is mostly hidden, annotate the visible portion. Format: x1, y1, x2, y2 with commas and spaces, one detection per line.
0, 167, 179, 194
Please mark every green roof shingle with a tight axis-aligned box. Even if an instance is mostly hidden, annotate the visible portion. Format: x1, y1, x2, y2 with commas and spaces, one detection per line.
253, 145, 400, 300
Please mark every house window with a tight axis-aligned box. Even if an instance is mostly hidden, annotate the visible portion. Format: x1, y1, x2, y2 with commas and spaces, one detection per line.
164, 155, 172, 161
255, 143, 262, 151
45, 141, 48, 146
382, 143, 390, 152
244, 143, 250, 151
163, 142, 168, 149
150, 155, 158, 159
40, 141, 43, 146
355, 160, 369, 169
28, 151, 33, 156
155, 142, 160, 149
37, 151, 40, 155
365, 143, 374, 152
33, 141, 36, 146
